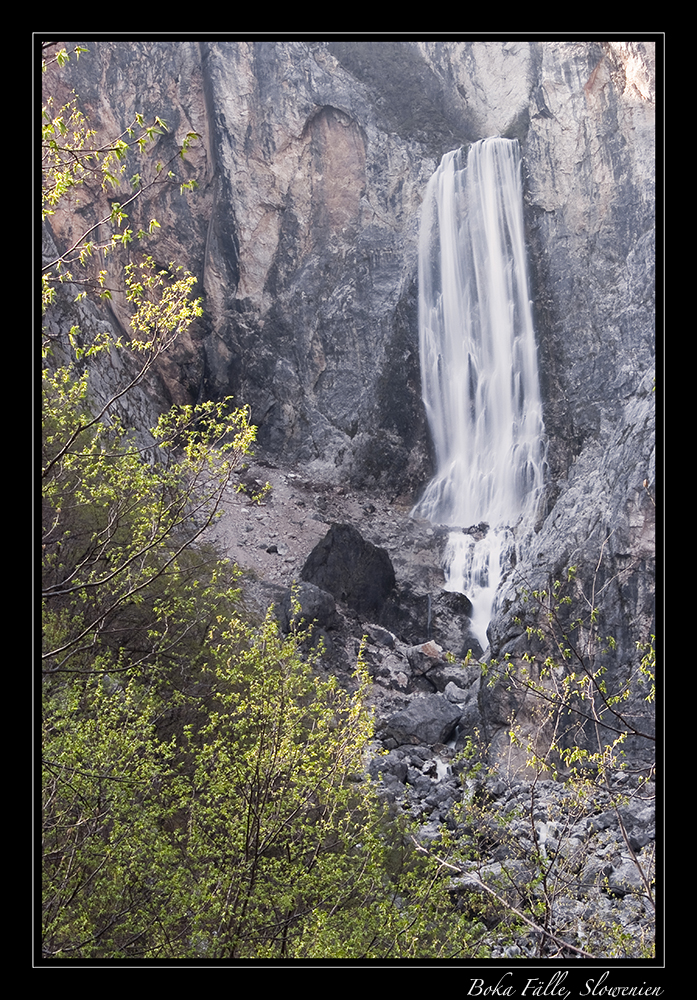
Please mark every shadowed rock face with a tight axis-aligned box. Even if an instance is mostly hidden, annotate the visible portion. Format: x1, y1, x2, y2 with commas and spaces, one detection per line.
43, 40, 656, 749
381, 694, 463, 747
300, 523, 395, 615
44, 41, 654, 480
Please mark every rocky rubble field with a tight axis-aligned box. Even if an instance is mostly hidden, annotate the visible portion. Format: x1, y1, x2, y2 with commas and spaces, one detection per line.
206, 456, 656, 958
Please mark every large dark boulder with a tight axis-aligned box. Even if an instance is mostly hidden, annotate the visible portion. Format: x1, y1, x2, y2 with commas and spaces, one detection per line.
300, 523, 396, 616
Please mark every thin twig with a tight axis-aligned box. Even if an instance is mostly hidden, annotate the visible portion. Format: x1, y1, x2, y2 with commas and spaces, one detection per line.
409, 836, 597, 959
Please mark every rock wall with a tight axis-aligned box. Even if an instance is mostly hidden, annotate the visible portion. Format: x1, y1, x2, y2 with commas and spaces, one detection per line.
43, 40, 656, 751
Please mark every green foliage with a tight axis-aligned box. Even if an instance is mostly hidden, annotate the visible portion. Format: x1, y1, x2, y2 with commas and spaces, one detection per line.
636, 635, 656, 704
412, 724, 655, 960
505, 561, 655, 777
447, 567, 656, 957
42, 339, 258, 677
42, 589, 488, 958
41, 43, 89, 73
43, 613, 369, 958
41, 42, 200, 310
41, 46, 656, 962
40, 48, 483, 961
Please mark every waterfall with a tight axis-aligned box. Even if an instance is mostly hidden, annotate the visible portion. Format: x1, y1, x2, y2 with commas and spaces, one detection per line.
412, 137, 546, 649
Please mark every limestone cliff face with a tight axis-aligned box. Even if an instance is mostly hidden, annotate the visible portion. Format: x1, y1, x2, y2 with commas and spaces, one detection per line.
197, 41, 439, 490
44, 40, 656, 710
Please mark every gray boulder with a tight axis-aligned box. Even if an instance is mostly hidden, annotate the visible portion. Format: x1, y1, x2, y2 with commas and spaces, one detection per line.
277, 581, 337, 635
382, 694, 462, 746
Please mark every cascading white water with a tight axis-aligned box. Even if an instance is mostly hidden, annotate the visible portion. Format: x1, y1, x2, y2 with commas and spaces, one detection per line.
412, 137, 546, 648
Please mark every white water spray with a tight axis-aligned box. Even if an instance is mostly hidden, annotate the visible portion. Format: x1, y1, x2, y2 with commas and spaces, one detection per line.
412, 138, 546, 649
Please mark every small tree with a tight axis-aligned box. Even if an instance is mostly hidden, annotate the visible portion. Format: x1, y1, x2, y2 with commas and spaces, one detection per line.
410, 564, 656, 960
41, 42, 260, 678
40, 45, 486, 961
41, 42, 199, 313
